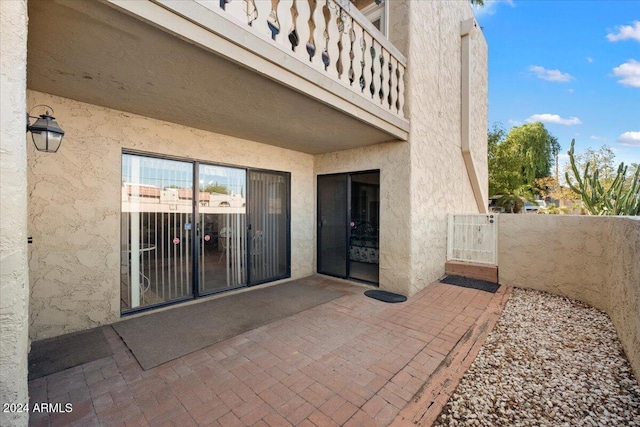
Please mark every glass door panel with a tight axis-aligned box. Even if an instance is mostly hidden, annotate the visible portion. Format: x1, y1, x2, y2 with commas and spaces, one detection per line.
349, 172, 380, 284
198, 164, 247, 294
121, 155, 194, 311
247, 170, 290, 285
317, 174, 348, 278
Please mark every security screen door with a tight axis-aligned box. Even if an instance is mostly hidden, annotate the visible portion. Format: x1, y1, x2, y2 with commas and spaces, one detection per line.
317, 174, 349, 278
121, 153, 290, 313
246, 170, 290, 285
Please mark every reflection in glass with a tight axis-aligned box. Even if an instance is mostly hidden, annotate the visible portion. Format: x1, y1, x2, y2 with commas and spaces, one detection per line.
198, 164, 247, 294
121, 154, 290, 312
121, 155, 194, 311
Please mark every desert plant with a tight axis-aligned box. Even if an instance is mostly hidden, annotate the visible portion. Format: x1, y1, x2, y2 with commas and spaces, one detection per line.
540, 205, 569, 215
565, 139, 640, 215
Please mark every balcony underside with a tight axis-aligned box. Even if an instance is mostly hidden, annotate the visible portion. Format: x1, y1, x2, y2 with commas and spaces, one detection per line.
27, 0, 408, 155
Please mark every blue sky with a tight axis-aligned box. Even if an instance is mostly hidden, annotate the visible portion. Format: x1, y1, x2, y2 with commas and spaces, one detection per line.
473, 0, 640, 168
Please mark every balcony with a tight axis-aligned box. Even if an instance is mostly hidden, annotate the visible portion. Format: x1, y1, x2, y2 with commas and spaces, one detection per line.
26, 0, 409, 154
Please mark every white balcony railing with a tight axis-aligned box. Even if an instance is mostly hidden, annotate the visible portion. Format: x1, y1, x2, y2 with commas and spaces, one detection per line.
197, 0, 406, 119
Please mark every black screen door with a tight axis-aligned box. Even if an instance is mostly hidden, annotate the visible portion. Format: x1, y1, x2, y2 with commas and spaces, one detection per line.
247, 170, 290, 285
317, 174, 349, 278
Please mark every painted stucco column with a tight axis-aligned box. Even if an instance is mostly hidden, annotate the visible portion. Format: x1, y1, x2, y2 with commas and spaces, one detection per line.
0, 0, 30, 426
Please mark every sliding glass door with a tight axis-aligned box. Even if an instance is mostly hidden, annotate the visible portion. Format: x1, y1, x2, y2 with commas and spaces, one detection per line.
197, 164, 247, 295
121, 155, 194, 310
121, 153, 290, 313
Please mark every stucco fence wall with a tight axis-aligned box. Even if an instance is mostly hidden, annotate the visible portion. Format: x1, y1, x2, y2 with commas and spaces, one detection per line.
498, 214, 640, 381
27, 90, 316, 341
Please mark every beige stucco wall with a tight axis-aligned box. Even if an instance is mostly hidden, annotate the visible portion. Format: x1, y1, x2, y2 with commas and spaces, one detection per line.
27, 90, 315, 340
499, 215, 640, 381
316, 1, 488, 297
1, 0, 30, 425
314, 142, 412, 295
406, 0, 488, 294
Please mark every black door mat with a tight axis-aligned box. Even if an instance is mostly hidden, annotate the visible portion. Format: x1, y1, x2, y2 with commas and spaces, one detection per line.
28, 327, 112, 380
364, 290, 407, 303
440, 275, 500, 293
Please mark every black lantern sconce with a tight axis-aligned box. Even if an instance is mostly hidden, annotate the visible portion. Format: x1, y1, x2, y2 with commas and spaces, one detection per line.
26, 104, 65, 153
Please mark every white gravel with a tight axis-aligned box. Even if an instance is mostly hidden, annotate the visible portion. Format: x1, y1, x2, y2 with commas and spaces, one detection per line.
434, 287, 640, 427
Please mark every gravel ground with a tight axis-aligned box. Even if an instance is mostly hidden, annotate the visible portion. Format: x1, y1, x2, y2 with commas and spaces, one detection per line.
434, 287, 640, 427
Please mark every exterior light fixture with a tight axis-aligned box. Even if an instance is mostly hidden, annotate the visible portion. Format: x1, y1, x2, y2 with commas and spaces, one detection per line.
26, 105, 65, 153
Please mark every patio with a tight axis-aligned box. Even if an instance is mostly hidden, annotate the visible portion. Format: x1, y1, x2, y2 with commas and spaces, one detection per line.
27, 276, 510, 426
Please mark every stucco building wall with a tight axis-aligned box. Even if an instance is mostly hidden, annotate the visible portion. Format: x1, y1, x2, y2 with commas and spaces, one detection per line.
498, 215, 640, 381
406, 0, 488, 294
25, 0, 489, 338
0, 0, 30, 425
27, 90, 315, 340
316, 1, 488, 297
314, 142, 412, 296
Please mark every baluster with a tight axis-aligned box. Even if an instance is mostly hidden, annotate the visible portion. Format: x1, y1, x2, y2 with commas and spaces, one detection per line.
294, 0, 311, 61
380, 49, 390, 108
225, 0, 248, 23
396, 64, 405, 116
350, 22, 363, 91
389, 57, 398, 113
370, 38, 380, 100
243, 0, 258, 26
310, 0, 326, 70
325, 2, 340, 78
361, 31, 372, 95
253, 0, 271, 39
336, 14, 349, 83
266, 0, 281, 41
277, 0, 293, 47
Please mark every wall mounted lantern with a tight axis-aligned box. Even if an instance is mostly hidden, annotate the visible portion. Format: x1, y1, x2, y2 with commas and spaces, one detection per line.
26, 104, 65, 153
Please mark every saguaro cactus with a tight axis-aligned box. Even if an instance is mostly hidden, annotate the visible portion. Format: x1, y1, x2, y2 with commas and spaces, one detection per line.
566, 139, 640, 215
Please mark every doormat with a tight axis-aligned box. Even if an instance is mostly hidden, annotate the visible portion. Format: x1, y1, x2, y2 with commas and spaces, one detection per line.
112, 277, 359, 370
28, 327, 112, 380
364, 289, 407, 303
440, 275, 500, 293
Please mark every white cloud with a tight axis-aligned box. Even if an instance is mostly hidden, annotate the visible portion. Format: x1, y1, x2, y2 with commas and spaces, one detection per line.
557, 153, 571, 167
586, 57, 594, 63
567, 88, 574, 94
526, 114, 582, 126
529, 65, 573, 82
612, 59, 640, 87
508, 119, 522, 126
606, 21, 640, 42
617, 131, 640, 147
590, 135, 607, 141
473, 0, 514, 17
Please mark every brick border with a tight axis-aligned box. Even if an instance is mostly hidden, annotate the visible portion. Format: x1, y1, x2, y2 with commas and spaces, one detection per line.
390, 285, 513, 427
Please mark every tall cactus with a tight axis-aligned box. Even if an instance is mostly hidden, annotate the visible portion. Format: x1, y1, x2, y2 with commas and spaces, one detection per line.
565, 139, 640, 215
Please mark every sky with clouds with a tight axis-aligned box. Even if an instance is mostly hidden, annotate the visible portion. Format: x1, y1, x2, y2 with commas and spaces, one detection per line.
473, 0, 640, 168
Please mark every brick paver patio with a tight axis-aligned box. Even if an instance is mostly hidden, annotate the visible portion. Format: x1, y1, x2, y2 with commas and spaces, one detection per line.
28, 276, 510, 426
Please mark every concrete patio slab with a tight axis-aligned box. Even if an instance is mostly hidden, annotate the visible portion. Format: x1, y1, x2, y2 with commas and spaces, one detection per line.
27, 276, 511, 426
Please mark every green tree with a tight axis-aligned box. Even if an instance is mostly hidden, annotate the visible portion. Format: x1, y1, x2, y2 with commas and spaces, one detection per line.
488, 122, 558, 197
566, 139, 640, 215
566, 145, 616, 187
204, 184, 229, 194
